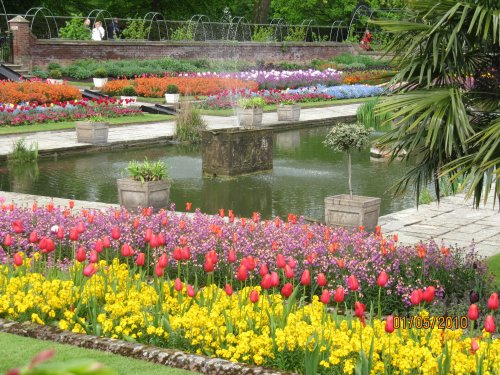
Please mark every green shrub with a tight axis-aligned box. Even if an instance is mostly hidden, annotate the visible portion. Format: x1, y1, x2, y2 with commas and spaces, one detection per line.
48, 69, 63, 78
122, 18, 149, 40
64, 65, 92, 80
238, 97, 266, 109
47, 62, 62, 71
356, 98, 391, 130
175, 102, 207, 144
93, 67, 108, 78
251, 26, 275, 42
166, 84, 179, 94
121, 86, 136, 96
170, 22, 195, 41
284, 26, 306, 42
9, 138, 38, 163
59, 15, 91, 40
31, 65, 49, 79
127, 158, 168, 183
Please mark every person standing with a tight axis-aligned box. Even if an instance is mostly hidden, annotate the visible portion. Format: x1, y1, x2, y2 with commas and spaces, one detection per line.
108, 18, 121, 40
92, 21, 105, 41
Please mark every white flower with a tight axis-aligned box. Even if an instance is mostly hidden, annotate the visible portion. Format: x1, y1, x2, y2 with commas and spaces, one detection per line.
51, 225, 59, 233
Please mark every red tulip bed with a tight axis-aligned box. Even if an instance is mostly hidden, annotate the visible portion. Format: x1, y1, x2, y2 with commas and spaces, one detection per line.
0, 202, 498, 374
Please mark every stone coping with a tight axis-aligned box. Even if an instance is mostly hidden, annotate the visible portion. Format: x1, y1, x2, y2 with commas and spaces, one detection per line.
0, 319, 295, 375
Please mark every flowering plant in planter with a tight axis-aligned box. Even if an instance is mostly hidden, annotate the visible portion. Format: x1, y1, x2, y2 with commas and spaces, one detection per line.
127, 158, 169, 183
237, 96, 266, 109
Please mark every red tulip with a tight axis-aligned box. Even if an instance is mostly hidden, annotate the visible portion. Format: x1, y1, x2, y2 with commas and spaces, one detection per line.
249, 290, 259, 303
281, 283, 293, 298
320, 289, 331, 304
385, 315, 395, 333
46, 201, 53, 212
136, 252, 145, 266
487, 293, 499, 311
410, 289, 423, 305
317, 273, 327, 287
121, 243, 133, 257
69, 227, 79, 241
57, 226, 64, 239
133, 217, 139, 228
45, 238, 55, 253
185, 202, 192, 211
468, 304, 479, 321
423, 286, 436, 303
237, 264, 248, 281
187, 285, 195, 297
69, 200, 75, 209
334, 287, 345, 303
219, 208, 225, 218
228, 248, 236, 263
94, 239, 103, 253
261, 274, 272, 290
470, 338, 479, 354
259, 263, 269, 277
173, 247, 183, 261
181, 246, 191, 260
83, 263, 96, 277
377, 271, 388, 287
150, 234, 159, 248
29, 230, 39, 244
76, 222, 85, 234
484, 315, 496, 333
158, 233, 166, 246
276, 254, 286, 269
174, 278, 183, 292
144, 228, 152, 243
76, 247, 86, 263
270, 272, 280, 287
284, 265, 294, 279
207, 249, 218, 264
204, 257, 214, 273
300, 270, 311, 286
225, 283, 233, 296
155, 263, 164, 277
12, 220, 23, 234
158, 253, 168, 268
89, 250, 98, 263
4, 234, 12, 247
103, 236, 111, 248
111, 227, 121, 240
347, 275, 359, 291
354, 301, 366, 318
287, 257, 297, 269
13, 252, 23, 267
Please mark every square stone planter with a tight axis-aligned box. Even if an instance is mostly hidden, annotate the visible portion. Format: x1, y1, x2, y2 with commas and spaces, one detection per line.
277, 104, 300, 121
325, 194, 381, 233
117, 178, 170, 212
165, 93, 180, 103
237, 107, 263, 128
75, 121, 109, 145
93, 77, 108, 88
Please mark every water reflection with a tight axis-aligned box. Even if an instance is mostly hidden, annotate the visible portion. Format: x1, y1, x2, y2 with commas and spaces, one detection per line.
0, 126, 415, 219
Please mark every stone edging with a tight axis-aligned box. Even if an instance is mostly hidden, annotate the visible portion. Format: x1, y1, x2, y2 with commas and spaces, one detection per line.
0, 319, 295, 375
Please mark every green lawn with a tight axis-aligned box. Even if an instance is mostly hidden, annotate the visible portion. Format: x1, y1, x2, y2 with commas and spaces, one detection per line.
0, 114, 173, 136
487, 253, 500, 288
0, 332, 198, 375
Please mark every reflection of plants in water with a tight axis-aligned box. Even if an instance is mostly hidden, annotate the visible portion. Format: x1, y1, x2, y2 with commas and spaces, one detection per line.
8, 161, 39, 191
9, 138, 39, 163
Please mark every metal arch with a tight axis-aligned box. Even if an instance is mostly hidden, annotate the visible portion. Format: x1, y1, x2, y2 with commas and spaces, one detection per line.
188, 14, 212, 41
329, 20, 347, 42
86, 9, 113, 38
299, 19, 315, 42
24, 7, 58, 39
227, 16, 252, 41
270, 18, 286, 42
348, 5, 373, 36
144, 12, 168, 41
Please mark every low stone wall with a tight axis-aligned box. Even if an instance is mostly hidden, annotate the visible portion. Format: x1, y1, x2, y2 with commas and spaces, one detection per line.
8, 17, 356, 69
0, 319, 294, 375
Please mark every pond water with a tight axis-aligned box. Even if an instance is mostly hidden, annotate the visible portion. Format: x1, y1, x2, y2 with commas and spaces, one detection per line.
0, 126, 416, 220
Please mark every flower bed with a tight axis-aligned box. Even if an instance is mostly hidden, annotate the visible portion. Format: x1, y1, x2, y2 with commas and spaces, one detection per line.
0, 81, 82, 104
341, 70, 396, 85
0, 99, 142, 127
102, 77, 258, 97
0, 203, 497, 373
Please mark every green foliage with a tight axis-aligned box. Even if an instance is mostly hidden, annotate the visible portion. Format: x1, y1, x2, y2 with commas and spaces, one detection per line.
324, 122, 371, 153
238, 97, 266, 109
166, 84, 179, 94
58, 15, 91, 40
175, 102, 207, 144
92, 68, 108, 78
270, 0, 357, 25
121, 86, 136, 96
356, 98, 391, 130
170, 23, 195, 41
9, 138, 38, 163
31, 66, 49, 79
331, 53, 390, 68
280, 99, 296, 105
251, 26, 275, 42
47, 62, 62, 71
284, 26, 306, 42
48, 69, 63, 79
122, 18, 149, 40
127, 158, 168, 183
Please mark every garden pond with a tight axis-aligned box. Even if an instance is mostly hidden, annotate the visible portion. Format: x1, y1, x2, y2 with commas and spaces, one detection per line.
0, 126, 415, 220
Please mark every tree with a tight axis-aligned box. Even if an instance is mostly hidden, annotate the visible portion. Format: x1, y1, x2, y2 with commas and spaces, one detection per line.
374, 0, 500, 207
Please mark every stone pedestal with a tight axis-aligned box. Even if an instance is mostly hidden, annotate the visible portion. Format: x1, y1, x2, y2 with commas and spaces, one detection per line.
325, 194, 381, 232
202, 128, 273, 177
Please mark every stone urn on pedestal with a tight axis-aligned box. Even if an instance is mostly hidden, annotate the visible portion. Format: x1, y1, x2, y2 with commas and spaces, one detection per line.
117, 159, 171, 212
323, 122, 381, 232
236, 97, 266, 128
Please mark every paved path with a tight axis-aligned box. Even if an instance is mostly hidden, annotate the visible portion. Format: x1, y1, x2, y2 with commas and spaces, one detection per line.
0, 103, 361, 158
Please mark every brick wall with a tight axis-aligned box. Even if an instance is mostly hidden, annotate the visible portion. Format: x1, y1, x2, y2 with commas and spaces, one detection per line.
9, 17, 357, 69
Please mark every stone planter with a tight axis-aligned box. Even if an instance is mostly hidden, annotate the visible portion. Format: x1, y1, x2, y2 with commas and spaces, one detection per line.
277, 104, 300, 121
165, 93, 180, 103
324, 194, 381, 233
120, 96, 137, 106
93, 77, 108, 88
237, 107, 263, 127
46, 78, 63, 85
75, 121, 109, 145
117, 178, 170, 212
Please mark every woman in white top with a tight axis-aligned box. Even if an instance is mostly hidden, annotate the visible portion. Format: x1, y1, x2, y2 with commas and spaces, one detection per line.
92, 21, 105, 41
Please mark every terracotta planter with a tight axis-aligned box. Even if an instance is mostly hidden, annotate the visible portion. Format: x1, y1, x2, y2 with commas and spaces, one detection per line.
93, 77, 108, 88
324, 194, 381, 233
165, 93, 180, 103
117, 178, 171, 212
277, 104, 300, 121
237, 107, 263, 127
75, 121, 109, 145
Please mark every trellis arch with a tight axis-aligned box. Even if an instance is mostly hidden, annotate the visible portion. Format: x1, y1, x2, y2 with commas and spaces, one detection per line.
299, 19, 317, 42
329, 21, 348, 42
24, 7, 58, 39
188, 14, 213, 41
144, 12, 168, 41
269, 18, 286, 42
0, 0, 8, 32
227, 16, 252, 41
86, 9, 113, 39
